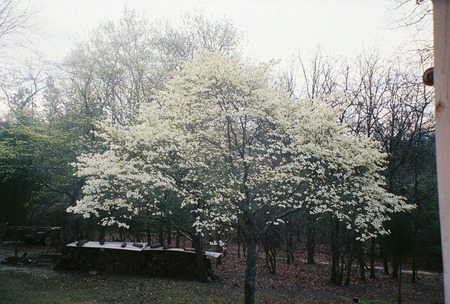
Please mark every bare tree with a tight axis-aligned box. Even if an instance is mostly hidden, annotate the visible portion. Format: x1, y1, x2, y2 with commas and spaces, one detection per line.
0, 0, 38, 58
391, 0, 433, 64
153, 13, 241, 68
297, 47, 339, 99
0, 0, 40, 117
59, 10, 243, 127
0, 57, 47, 115
281, 47, 436, 285
393, 0, 432, 28
338, 51, 435, 283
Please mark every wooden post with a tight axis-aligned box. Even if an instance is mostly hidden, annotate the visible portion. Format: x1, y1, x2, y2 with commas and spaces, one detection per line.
432, 1, 450, 302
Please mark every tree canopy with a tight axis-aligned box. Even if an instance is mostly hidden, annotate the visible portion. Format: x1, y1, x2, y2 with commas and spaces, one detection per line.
70, 50, 411, 238
68, 50, 413, 304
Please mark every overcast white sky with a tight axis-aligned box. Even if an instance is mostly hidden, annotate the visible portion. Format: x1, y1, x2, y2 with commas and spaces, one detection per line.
32, 0, 430, 63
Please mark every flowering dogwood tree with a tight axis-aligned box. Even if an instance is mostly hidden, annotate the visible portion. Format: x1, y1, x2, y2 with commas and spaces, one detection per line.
69, 51, 413, 304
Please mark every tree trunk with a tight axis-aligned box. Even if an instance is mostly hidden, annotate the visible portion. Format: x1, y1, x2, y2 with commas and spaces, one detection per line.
286, 216, 295, 265
237, 231, 241, 258
192, 233, 209, 282
263, 238, 277, 274
216, 238, 223, 266
370, 238, 376, 278
344, 233, 353, 286
392, 256, 399, 280
339, 255, 345, 285
12, 227, 19, 257
397, 256, 403, 304
167, 224, 172, 246
382, 247, 389, 275
358, 241, 366, 281
306, 212, 316, 264
146, 227, 151, 244
63, 216, 73, 245
411, 247, 417, 283
158, 220, 164, 245
411, 201, 419, 284
98, 225, 105, 242
330, 218, 341, 284
345, 254, 353, 286
244, 236, 257, 304
175, 230, 180, 248
296, 225, 302, 244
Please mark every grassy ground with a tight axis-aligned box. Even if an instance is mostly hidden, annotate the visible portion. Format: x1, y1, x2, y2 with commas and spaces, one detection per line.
0, 244, 443, 303
0, 269, 243, 304
0, 268, 392, 304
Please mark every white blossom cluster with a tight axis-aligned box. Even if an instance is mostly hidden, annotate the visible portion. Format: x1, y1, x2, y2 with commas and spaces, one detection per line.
68, 50, 413, 241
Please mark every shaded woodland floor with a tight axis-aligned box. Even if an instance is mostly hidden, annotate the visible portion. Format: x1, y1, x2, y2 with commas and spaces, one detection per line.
213, 243, 444, 303
0, 242, 444, 303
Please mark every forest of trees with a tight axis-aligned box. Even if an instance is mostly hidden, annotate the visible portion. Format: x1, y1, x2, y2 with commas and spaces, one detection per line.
0, 2, 440, 304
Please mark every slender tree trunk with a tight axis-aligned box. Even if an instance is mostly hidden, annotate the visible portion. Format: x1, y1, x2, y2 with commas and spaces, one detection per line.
176, 230, 180, 248
306, 212, 316, 264
98, 225, 105, 242
345, 251, 353, 286
64, 216, 73, 245
331, 218, 341, 284
263, 238, 277, 274
146, 227, 151, 244
339, 255, 345, 285
216, 236, 223, 266
411, 178, 422, 285
244, 236, 257, 304
397, 256, 402, 304
412, 132, 421, 284
392, 255, 399, 280
158, 220, 164, 245
286, 216, 295, 264
358, 241, 366, 281
296, 225, 302, 244
13, 227, 18, 257
237, 231, 241, 258
411, 246, 417, 284
382, 246, 389, 275
167, 224, 172, 246
370, 238, 376, 278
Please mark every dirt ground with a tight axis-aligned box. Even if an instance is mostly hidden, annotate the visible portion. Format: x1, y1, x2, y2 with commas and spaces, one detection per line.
0, 242, 445, 303
214, 244, 445, 303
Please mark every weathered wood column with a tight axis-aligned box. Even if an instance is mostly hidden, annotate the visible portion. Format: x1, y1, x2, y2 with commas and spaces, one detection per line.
432, 1, 450, 302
